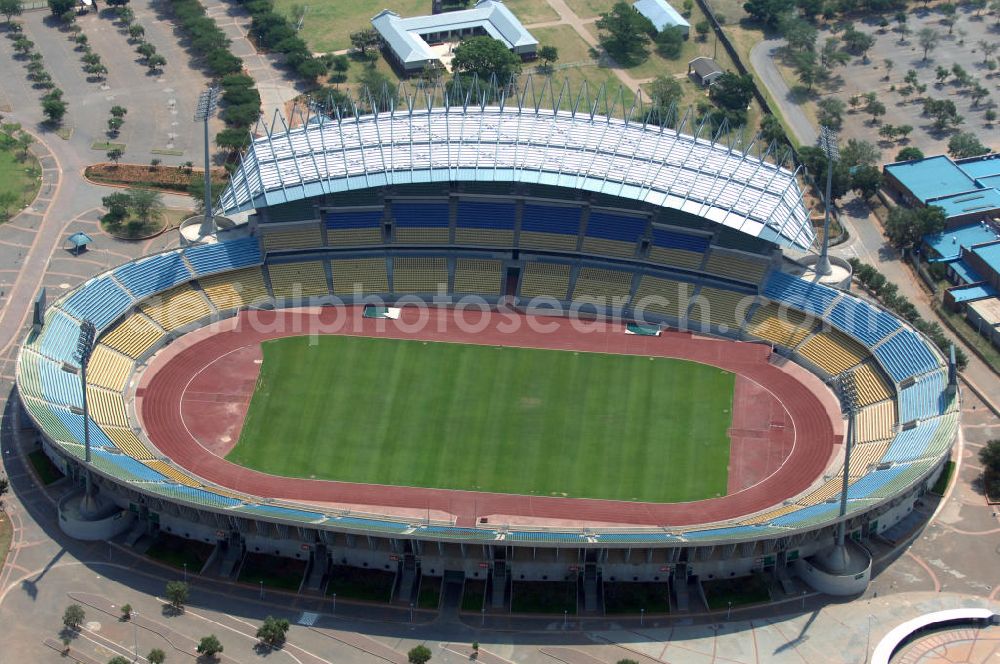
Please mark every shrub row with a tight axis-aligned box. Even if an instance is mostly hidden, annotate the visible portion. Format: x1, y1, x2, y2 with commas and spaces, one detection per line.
848, 257, 968, 370
236, 0, 325, 82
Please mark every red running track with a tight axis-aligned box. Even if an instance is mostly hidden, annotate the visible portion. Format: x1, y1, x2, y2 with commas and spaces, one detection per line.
138, 307, 842, 528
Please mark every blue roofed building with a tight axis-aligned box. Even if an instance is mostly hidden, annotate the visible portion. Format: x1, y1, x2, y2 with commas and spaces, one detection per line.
633, 0, 690, 36
371, 0, 538, 74
885, 153, 1000, 226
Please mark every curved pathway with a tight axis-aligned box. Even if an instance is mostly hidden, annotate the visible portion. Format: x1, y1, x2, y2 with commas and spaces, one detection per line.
749, 38, 817, 146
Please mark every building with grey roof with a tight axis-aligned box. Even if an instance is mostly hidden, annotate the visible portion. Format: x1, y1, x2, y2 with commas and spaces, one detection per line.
371, 0, 538, 74
633, 0, 690, 36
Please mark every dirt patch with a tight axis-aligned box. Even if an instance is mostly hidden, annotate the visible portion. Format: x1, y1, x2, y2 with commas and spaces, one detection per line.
85, 162, 227, 194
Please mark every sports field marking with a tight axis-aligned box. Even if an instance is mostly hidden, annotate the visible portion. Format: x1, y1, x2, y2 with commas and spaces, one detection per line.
227, 335, 736, 503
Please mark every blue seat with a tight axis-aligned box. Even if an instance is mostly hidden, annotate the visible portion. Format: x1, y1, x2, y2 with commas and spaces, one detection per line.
62, 277, 133, 332
146, 483, 244, 508
846, 465, 909, 499
585, 212, 646, 242
238, 504, 324, 522
114, 252, 192, 298
881, 423, 937, 463
184, 237, 262, 275
92, 449, 167, 482
651, 228, 710, 253
54, 409, 115, 448
522, 204, 581, 235
391, 202, 450, 227
763, 271, 839, 317
873, 330, 939, 382
827, 297, 900, 347
456, 201, 515, 229
506, 531, 586, 542
39, 357, 82, 409
37, 310, 82, 366
324, 210, 382, 229
898, 370, 948, 422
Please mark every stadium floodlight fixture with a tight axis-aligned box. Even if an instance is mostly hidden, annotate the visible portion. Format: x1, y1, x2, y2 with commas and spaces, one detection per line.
75, 319, 96, 464
831, 369, 859, 571
194, 86, 220, 237
815, 125, 840, 278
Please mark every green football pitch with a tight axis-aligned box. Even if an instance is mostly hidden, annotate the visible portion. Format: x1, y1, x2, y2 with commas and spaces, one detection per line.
228, 336, 736, 503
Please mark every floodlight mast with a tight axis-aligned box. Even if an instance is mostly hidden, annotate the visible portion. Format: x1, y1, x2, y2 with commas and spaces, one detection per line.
816, 125, 840, 277
194, 87, 220, 237
76, 320, 97, 506
829, 369, 859, 572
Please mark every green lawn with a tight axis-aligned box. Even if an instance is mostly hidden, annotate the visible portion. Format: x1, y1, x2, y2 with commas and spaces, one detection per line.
229, 335, 734, 502
0, 141, 40, 221
272, 0, 429, 53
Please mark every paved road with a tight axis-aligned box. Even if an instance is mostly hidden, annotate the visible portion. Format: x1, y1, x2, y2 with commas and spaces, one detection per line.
749, 38, 817, 146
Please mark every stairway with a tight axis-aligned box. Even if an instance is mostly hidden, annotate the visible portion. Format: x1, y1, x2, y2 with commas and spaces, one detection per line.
305, 545, 329, 592
490, 561, 508, 609
395, 555, 418, 604
583, 564, 600, 613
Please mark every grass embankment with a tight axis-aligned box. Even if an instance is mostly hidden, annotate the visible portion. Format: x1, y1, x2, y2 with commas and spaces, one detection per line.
229, 336, 735, 502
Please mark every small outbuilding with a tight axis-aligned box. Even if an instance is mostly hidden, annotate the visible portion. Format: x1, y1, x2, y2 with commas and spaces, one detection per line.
633, 0, 690, 37
688, 56, 723, 87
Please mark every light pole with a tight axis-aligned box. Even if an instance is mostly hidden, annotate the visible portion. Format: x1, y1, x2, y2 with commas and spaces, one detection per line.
640, 607, 645, 627
132, 609, 139, 663
409, 602, 414, 623
563, 609, 567, 628
481, 607, 485, 626
76, 320, 97, 514
332, 592, 336, 615
726, 601, 732, 621
183, 563, 187, 584
259, 580, 264, 600
816, 125, 841, 277
194, 86, 219, 238
831, 371, 860, 572
865, 614, 876, 662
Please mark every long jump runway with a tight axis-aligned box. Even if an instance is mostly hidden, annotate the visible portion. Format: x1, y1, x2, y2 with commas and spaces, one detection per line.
137, 307, 842, 528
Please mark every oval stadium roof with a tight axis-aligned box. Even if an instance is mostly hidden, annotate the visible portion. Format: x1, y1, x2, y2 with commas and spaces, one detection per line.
219, 106, 813, 250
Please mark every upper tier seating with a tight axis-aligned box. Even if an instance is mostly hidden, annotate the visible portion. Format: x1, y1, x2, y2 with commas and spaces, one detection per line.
520, 262, 571, 300
582, 212, 645, 258
855, 400, 895, 443
827, 296, 901, 347
571, 267, 633, 305
763, 270, 839, 317
453, 259, 503, 295
36, 309, 84, 366
392, 257, 449, 293
455, 201, 515, 246
183, 236, 262, 275
797, 329, 867, 375
873, 329, 940, 383
84, 344, 133, 391
391, 202, 450, 244
324, 209, 383, 246
852, 361, 893, 407
702, 250, 769, 285
745, 303, 815, 348
881, 414, 957, 464
139, 284, 213, 331
114, 252, 192, 299
100, 313, 162, 359
648, 227, 709, 270
261, 226, 323, 252
62, 276, 133, 331
331, 258, 389, 294
268, 261, 330, 299
632, 275, 693, 320
688, 287, 751, 330
197, 267, 270, 310
87, 385, 129, 428
520, 204, 580, 251
898, 369, 950, 423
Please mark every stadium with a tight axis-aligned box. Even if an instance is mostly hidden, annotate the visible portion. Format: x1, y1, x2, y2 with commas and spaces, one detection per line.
14, 86, 959, 608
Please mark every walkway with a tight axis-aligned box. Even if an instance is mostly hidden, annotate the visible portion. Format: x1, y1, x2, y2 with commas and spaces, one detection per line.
749, 38, 817, 146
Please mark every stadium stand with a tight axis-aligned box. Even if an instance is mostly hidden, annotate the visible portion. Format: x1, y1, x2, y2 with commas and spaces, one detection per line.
846, 463, 929, 501
392, 257, 449, 293
797, 476, 846, 505
455, 201, 515, 247
22, 396, 76, 443
827, 297, 901, 347
143, 483, 244, 509
763, 270, 839, 316
688, 287, 752, 329
796, 329, 867, 375
103, 426, 154, 460
16, 349, 43, 398
856, 400, 896, 443
898, 370, 950, 423
581, 211, 646, 258
520, 262, 572, 300
267, 261, 330, 299
86, 344, 133, 391
520, 204, 580, 251
183, 236, 262, 275
324, 209, 384, 246
86, 386, 129, 428
36, 309, 84, 366
62, 276, 133, 331
853, 361, 894, 407
453, 258, 503, 295
197, 267, 271, 310
648, 227, 709, 270
139, 285, 213, 331
114, 252, 192, 299
571, 267, 634, 305
145, 460, 202, 487
702, 250, 770, 285
331, 257, 389, 294
850, 440, 893, 475
391, 202, 451, 244
873, 329, 941, 382
90, 449, 167, 483
54, 409, 114, 449
100, 313, 163, 359
745, 303, 815, 348
261, 226, 323, 252
632, 275, 693, 320
740, 504, 801, 525
38, 356, 82, 409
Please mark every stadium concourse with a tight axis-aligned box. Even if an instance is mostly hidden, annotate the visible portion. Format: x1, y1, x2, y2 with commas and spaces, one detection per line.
14, 96, 958, 609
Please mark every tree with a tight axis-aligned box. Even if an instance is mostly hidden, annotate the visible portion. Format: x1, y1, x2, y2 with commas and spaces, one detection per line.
63, 604, 85, 631
126, 187, 163, 223
864, 97, 886, 124
196, 635, 223, 659
408, 645, 432, 664
780, 15, 817, 52
451, 36, 522, 81
917, 27, 939, 61
41, 95, 67, 124
537, 45, 558, 72
107, 116, 123, 134
841, 23, 876, 58
742, 0, 794, 26
798, 145, 852, 200
0, 0, 22, 24
128, 23, 145, 42
979, 439, 1000, 475
655, 26, 685, 59
986, 109, 997, 126
948, 132, 990, 158
349, 28, 380, 57
884, 205, 946, 250
102, 192, 130, 218
147, 649, 166, 664
12, 36, 33, 55
648, 74, 683, 108
110, 105, 127, 119
596, 2, 654, 66
0, 475, 8, 500
923, 97, 963, 130
105, 148, 123, 166
970, 84, 989, 107
216, 127, 249, 152
939, 2, 958, 34
256, 615, 290, 648
850, 164, 883, 200
16, 130, 33, 159
759, 113, 786, 144
120, 604, 132, 620
165, 580, 189, 611
46, 0, 73, 18
840, 138, 880, 168
791, 49, 819, 90
146, 53, 166, 72
709, 72, 755, 112
695, 20, 711, 41
817, 97, 845, 129
935, 64, 950, 85
137, 41, 157, 61
108, 657, 130, 664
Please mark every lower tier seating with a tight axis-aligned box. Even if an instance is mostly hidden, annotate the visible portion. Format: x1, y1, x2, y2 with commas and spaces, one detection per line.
855, 400, 896, 443
392, 257, 448, 293
86, 386, 130, 428
571, 267, 633, 305
519, 231, 578, 252
796, 329, 867, 375
140, 285, 213, 331
689, 287, 751, 329
197, 267, 270, 310
632, 275, 693, 320
453, 259, 503, 295
85, 344, 133, 391
745, 303, 814, 348
267, 261, 330, 299
520, 262, 571, 300
103, 426, 154, 460
261, 227, 323, 252
100, 313, 162, 359
702, 250, 769, 284
853, 361, 893, 407
331, 258, 389, 294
